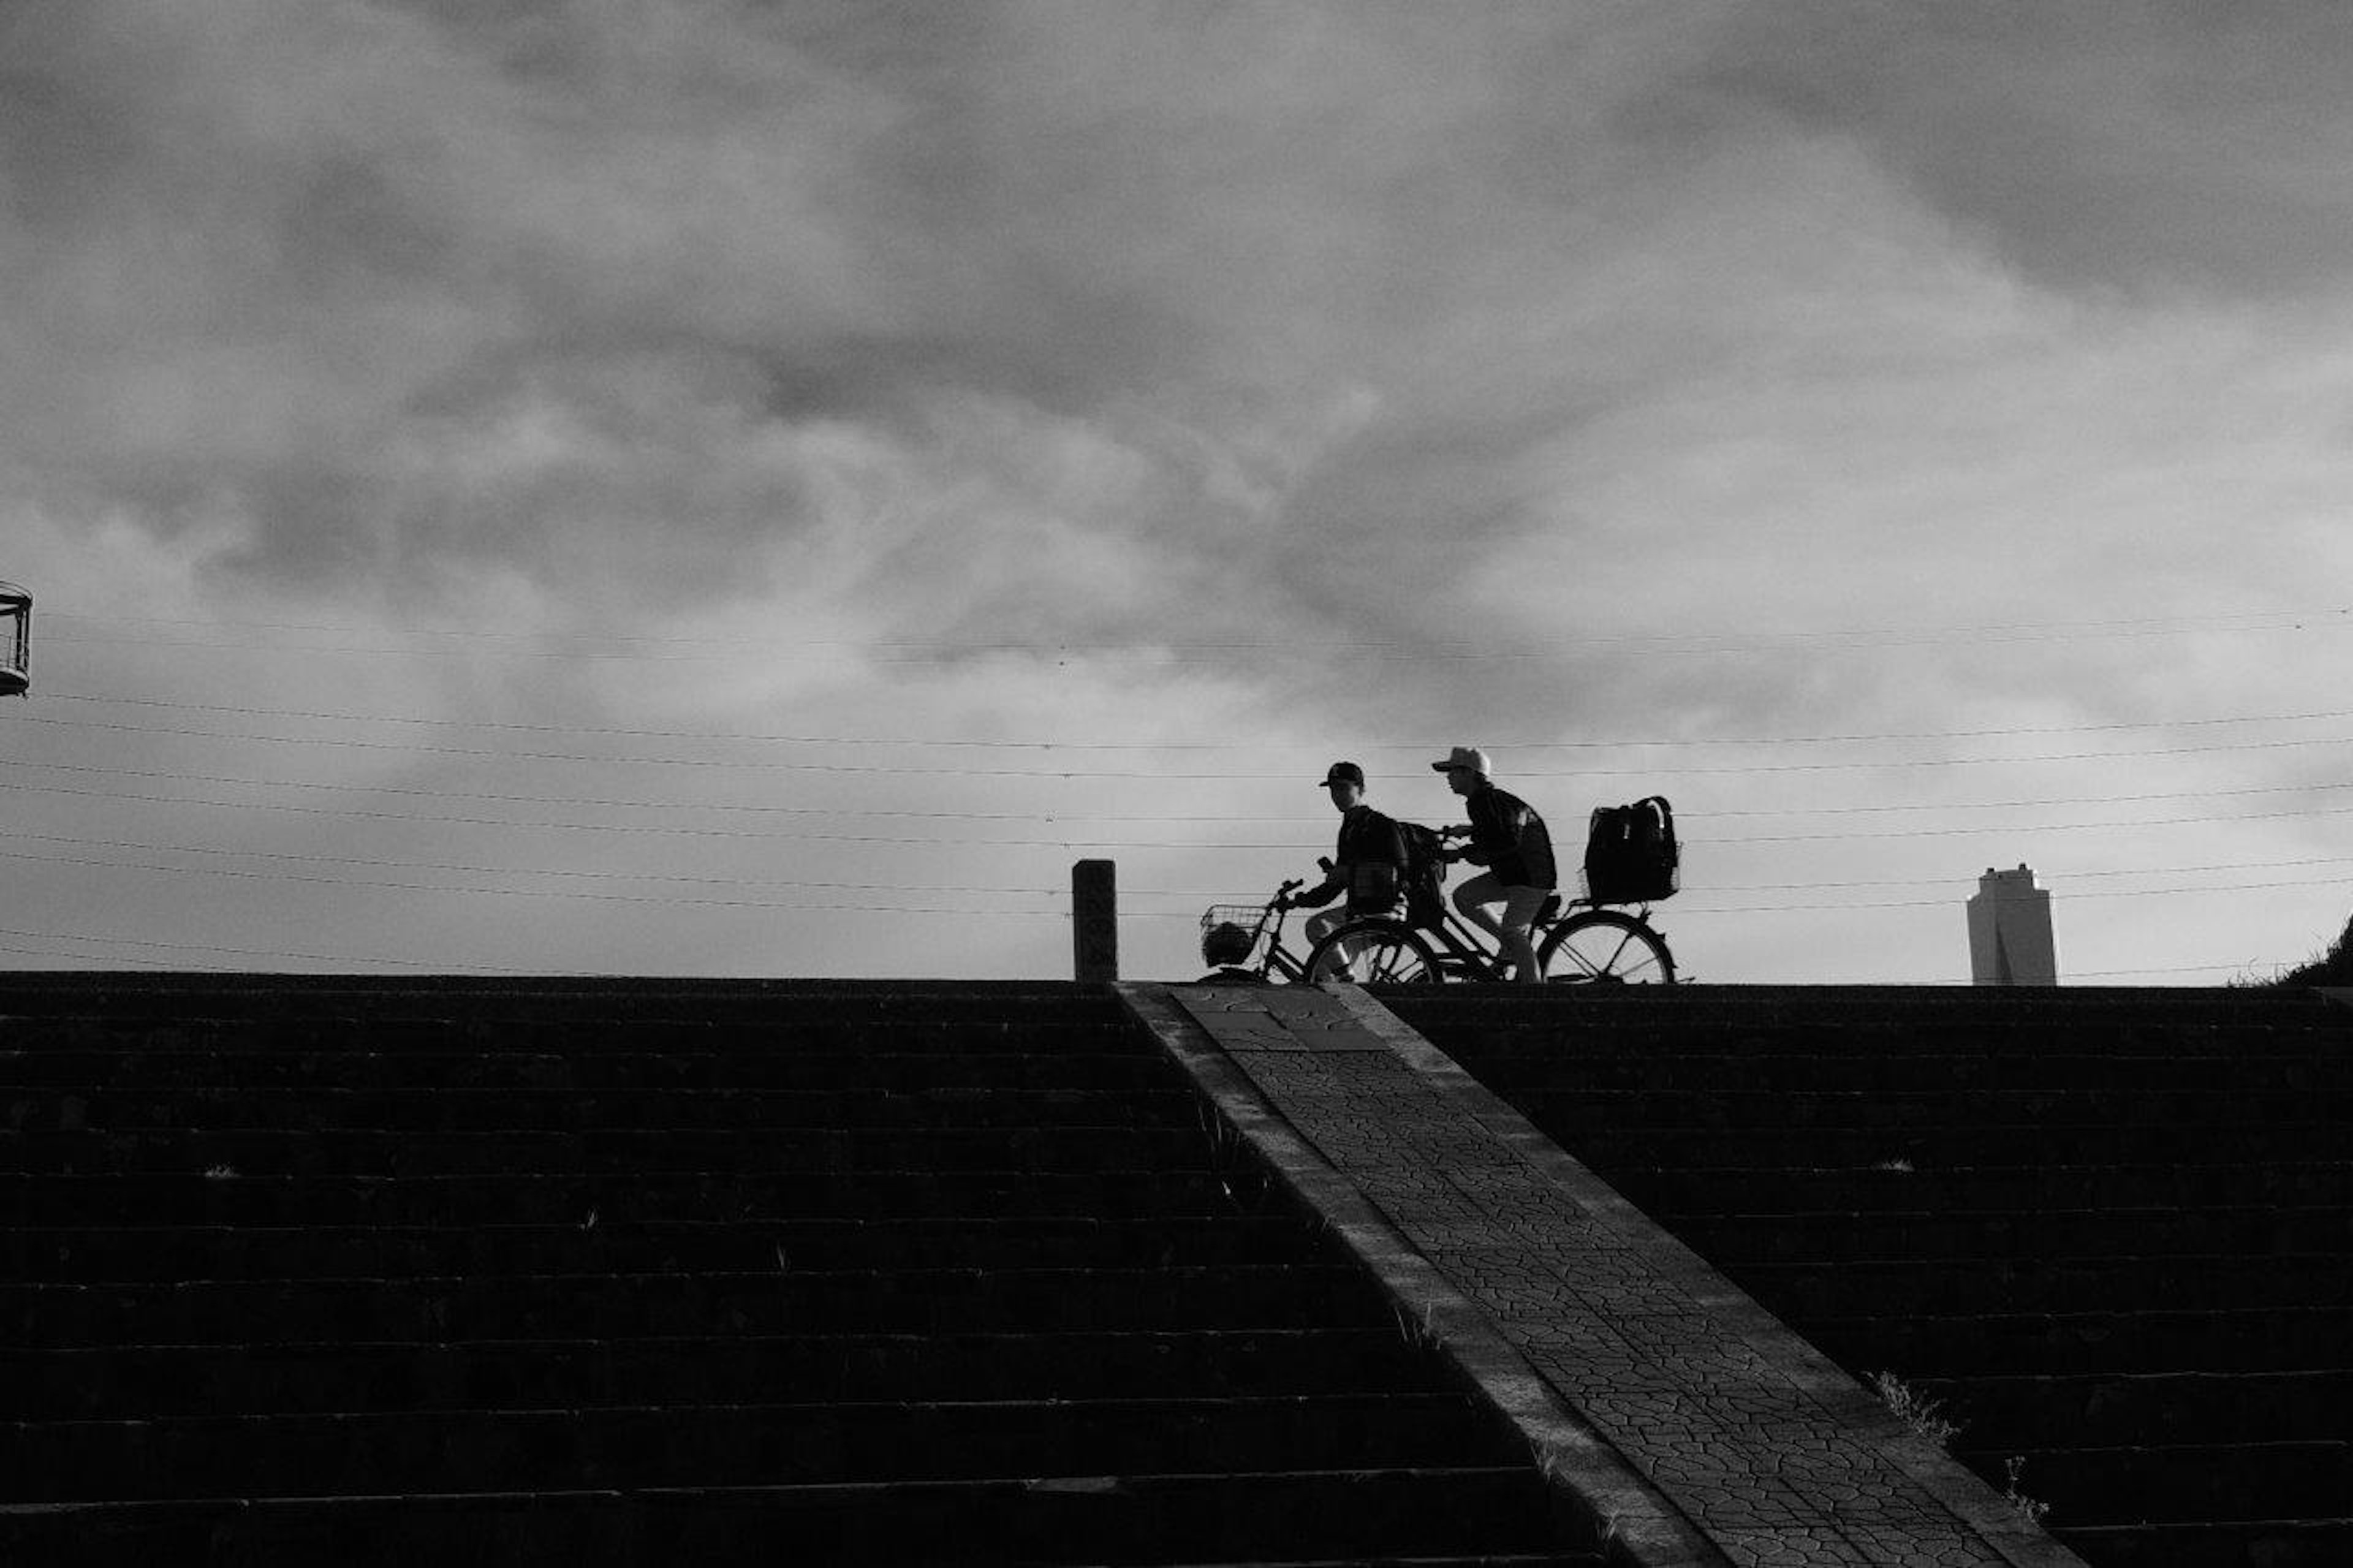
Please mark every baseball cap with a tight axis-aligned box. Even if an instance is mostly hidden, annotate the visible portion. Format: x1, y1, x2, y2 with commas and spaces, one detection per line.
1319, 760, 1365, 789
1430, 746, 1491, 776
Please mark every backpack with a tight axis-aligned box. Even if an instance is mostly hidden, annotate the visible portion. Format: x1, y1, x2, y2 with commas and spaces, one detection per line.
1583, 796, 1678, 905
1395, 820, 1450, 930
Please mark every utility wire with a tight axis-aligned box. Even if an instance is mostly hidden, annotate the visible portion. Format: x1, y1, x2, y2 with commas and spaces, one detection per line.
9, 825, 2348, 897
44, 688, 2353, 750
6, 836, 2342, 920
5, 754, 2349, 821
0, 847, 1066, 916
14, 769, 2353, 846
10, 770, 2353, 845
41, 604, 2353, 655
0, 923, 534, 972
16, 711, 2353, 775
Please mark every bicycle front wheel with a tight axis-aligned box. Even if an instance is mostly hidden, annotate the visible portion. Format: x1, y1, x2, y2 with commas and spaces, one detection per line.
1539, 911, 1675, 985
1305, 919, 1442, 985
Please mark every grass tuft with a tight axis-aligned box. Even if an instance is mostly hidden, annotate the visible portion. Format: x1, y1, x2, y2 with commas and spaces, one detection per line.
1871, 1370, 1961, 1448
2002, 1456, 2052, 1527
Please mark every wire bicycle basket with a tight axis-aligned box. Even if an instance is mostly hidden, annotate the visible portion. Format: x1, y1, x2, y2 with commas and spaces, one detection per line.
1198, 904, 1272, 968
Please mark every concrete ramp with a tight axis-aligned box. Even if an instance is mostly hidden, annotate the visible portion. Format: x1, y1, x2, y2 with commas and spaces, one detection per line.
1131, 983, 2082, 1568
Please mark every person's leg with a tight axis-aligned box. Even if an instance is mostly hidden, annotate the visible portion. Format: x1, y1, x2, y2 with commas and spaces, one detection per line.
1303, 907, 1356, 974
1452, 871, 1506, 942
1496, 885, 1548, 983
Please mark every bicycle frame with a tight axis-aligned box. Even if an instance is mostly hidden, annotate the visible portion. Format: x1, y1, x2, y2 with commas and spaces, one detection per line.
1314, 889, 1675, 985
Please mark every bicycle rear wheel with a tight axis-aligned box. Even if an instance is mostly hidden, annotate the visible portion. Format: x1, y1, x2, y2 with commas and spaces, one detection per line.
1539, 911, 1675, 985
1305, 919, 1441, 984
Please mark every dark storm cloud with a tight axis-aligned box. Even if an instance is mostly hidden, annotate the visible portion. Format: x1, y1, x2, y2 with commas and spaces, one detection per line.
6, 0, 1677, 640
13, 0, 2352, 730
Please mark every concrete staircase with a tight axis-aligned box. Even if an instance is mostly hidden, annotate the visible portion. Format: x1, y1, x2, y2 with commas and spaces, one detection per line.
0, 976, 1594, 1566
1381, 985, 2353, 1568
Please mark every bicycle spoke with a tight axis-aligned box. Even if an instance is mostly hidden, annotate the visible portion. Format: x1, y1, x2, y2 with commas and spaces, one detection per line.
1540, 911, 1675, 985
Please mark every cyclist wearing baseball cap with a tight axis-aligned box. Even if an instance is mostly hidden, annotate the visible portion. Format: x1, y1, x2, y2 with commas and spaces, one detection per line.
1434, 746, 1556, 983
1283, 760, 1409, 958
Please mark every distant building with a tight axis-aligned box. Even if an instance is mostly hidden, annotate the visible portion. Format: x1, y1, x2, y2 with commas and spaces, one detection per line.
0, 580, 27, 698
1968, 865, 2057, 986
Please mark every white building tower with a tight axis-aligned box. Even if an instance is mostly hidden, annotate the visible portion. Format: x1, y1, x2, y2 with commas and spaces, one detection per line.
1968, 865, 2058, 986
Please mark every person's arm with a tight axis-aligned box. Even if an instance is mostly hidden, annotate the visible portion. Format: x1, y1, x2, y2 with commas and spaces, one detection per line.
1286, 857, 1343, 907
1456, 792, 1502, 866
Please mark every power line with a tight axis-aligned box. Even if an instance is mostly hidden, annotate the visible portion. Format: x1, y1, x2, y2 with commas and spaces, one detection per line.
0, 923, 535, 972
7, 834, 2343, 923
0, 757, 1282, 822
12, 826, 2352, 906
44, 688, 2353, 749
7, 754, 2351, 822
42, 605, 2353, 656
17, 710, 2353, 776
0, 829, 1069, 893
10, 769, 2353, 846
0, 846, 1069, 917
0, 940, 203, 970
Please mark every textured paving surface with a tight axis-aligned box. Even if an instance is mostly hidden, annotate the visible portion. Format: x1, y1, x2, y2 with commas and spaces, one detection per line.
1152, 983, 2086, 1568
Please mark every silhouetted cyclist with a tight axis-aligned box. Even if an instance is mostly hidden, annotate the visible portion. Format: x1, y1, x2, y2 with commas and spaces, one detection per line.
1433, 746, 1556, 984
1282, 761, 1409, 961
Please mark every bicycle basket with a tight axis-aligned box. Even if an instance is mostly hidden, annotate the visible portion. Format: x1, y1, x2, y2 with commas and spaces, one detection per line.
1199, 905, 1270, 967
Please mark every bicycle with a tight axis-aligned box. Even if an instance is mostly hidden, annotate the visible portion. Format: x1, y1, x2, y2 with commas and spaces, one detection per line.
1299, 829, 1677, 985
1197, 875, 1675, 987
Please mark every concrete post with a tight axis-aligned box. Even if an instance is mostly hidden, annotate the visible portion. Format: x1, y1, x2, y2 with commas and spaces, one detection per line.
1072, 859, 1118, 982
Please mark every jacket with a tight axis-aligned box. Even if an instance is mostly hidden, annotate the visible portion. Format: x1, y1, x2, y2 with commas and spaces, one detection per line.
1291, 804, 1409, 915
1460, 782, 1556, 892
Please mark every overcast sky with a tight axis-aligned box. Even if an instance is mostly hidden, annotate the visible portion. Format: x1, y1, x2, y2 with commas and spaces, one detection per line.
6, 0, 2353, 983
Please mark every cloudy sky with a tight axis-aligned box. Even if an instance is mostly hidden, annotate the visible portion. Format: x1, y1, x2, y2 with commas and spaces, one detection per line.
6, 0, 2353, 983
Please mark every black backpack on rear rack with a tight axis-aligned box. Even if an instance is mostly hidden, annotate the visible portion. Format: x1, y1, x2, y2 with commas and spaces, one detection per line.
1582, 796, 1679, 906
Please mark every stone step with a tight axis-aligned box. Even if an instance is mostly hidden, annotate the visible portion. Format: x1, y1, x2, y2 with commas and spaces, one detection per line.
0, 1050, 1178, 1094
0, 1328, 1444, 1421
1806, 1305, 2353, 1376
1919, 1369, 2353, 1449
1468, 1050, 2353, 1095
2052, 1515, 2353, 1568
1502, 1087, 2353, 1130
1434, 996, 2344, 1029
1726, 1250, 2353, 1317
2, 1392, 1512, 1503
1678, 1206, 2353, 1265
2, 1216, 1315, 1284
0, 1466, 1593, 1567
4, 1085, 1204, 1134
1618, 1161, 2353, 1214
0, 978, 1124, 1029
1, 1167, 1255, 1226
3, 1265, 1389, 1347
0, 1124, 1226, 1176
1555, 1121, 2353, 1168
1956, 1439, 2353, 1528
0, 1015, 1132, 1057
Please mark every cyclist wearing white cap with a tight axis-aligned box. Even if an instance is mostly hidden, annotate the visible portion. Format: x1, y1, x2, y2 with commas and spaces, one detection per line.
1433, 746, 1556, 983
